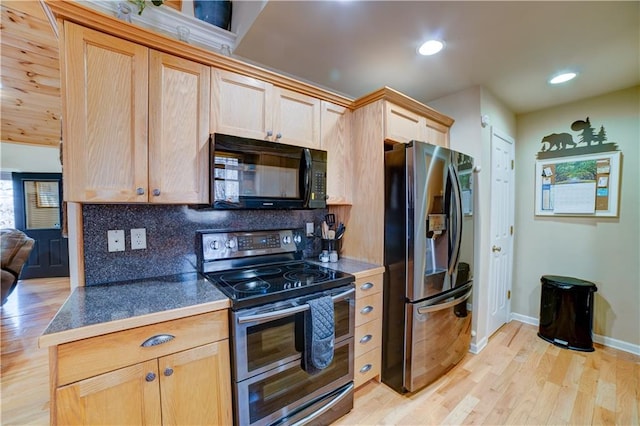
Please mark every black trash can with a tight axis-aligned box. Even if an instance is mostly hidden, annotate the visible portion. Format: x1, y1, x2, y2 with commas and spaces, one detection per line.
538, 275, 598, 352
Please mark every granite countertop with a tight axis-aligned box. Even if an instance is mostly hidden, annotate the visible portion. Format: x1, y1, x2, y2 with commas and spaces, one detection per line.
308, 257, 385, 278
39, 272, 230, 348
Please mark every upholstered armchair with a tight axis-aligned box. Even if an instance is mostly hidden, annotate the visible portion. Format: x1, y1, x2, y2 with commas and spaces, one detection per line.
1, 229, 35, 305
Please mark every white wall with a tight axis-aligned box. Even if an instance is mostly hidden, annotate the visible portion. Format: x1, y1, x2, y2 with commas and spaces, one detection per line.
0, 142, 61, 172
429, 86, 516, 352
514, 86, 640, 347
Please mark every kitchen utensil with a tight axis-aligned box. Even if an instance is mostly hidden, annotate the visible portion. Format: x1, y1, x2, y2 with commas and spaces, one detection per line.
325, 214, 336, 229
328, 230, 335, 240
321, 221, 329, 239
335, 223, 346, 239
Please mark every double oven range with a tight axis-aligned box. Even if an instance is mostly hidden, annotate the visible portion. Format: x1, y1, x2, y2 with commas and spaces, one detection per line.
197, 229, 356, 426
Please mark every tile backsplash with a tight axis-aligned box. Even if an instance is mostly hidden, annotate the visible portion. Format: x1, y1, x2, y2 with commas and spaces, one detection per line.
83, 204, 326, 285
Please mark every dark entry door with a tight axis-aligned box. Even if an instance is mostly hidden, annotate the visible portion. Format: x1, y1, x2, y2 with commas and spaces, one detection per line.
12, 173, 69, 279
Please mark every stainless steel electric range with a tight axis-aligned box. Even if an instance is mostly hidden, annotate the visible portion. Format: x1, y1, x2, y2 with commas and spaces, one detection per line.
197, 229, 356, 426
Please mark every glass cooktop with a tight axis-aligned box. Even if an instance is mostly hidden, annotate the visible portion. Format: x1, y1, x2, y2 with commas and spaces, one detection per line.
203, 261, 354, 310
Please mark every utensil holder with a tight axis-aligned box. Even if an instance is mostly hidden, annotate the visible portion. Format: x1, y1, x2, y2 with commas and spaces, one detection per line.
321, 239, 342, 254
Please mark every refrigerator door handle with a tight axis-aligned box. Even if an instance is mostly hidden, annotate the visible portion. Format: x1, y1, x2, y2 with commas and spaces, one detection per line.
447, 162, 463, 275
417, 288, 472, 314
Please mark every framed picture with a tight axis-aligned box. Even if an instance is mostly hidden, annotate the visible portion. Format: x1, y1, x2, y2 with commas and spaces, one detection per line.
534, 151, 621, 217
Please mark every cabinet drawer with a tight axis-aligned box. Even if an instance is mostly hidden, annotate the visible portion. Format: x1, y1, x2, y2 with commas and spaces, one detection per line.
355, 274, 383, 299
355, 292, 382, 327
57, 311, 228, 386
354, 347, 381, 389
354, 317, 381, 359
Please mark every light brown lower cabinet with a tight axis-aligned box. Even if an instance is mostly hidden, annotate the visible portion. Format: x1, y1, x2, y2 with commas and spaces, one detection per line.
50, 312, 232, 425
353, 273, 383, 388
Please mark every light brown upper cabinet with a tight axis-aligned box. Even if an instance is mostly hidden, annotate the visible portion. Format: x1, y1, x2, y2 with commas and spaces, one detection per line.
384, 102, 422, 144
320, 101, 352, 205
212, 69, 321, 149
62, 22, 210, 203
344, 89, 453, 265
385, 102, 449, 147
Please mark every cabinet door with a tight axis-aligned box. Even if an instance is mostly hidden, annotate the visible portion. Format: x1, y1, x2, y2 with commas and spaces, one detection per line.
273, 87, 321, 149
149, 51, 210, 204
63, 22, 149, 202
421, 118, 450, 148
321, 101, 351, 204
159, 341, 232, 426
211, 69, 273, 140
384, 102, 422, 144
55, 360, 161, 425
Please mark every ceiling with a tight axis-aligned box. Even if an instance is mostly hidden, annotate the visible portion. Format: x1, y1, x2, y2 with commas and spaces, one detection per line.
1, 1, 638, 149
234, 1, 639, 114
1, 1, 60, 147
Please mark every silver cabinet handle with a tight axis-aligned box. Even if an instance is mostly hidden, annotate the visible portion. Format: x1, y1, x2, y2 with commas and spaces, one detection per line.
266, 130, 273, 137
164, 367, 174, 377
136, 187, 145, 195
360, 282, 374, 291
275, 132, 282, 139
359, 334, 373, 344
359, 364, 372, 374
145, 372, 156, 382
141, 334, 175, 347
492, 245, 502, 252
152, 189, 161, 196
360, 305, 374, 315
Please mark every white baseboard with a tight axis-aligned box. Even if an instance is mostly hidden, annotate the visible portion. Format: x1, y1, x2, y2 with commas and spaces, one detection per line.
469, 336, 488, 354
510, 313, 538, 326
509, 313, 640, 356
592, 334, 640, 356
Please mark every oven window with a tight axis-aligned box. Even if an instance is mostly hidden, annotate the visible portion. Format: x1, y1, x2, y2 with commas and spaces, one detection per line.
214, 151, 300, 202
247, 343, 350, 424
247, 316, 298, 372
245, 299, 353, 374
334, 298, 351, 338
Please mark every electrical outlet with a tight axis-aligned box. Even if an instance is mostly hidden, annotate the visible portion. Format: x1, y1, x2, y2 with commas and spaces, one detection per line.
107, 230, 125, 252
306, 222, 314, 236
131, 228, 147, 250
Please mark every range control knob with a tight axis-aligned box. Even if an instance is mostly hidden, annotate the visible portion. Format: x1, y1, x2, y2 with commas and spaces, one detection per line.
209, 240, 220, 250
225, 239, 236, 249
282, 235, 291, 245
293, 234, 302, 244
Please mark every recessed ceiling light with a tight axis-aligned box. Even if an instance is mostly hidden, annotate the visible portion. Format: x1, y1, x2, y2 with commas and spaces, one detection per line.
418, 40, 444, 56
549, 72, 577, 84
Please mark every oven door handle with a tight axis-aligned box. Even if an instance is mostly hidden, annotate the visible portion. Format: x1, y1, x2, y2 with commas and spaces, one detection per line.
237, 287, 355, 324
290, 382, 355, 426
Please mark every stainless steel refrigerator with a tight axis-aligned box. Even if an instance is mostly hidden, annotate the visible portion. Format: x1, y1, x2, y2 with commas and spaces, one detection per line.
383, 140, 474, 394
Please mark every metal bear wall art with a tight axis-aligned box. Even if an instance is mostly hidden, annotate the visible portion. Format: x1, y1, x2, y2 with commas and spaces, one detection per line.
537, 117, 619, 159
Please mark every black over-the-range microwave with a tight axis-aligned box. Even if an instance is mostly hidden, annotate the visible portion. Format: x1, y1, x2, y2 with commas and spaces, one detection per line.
210, 133, 327, 209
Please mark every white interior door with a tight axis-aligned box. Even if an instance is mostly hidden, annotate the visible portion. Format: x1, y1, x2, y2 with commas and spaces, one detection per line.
487, 129, 515, 337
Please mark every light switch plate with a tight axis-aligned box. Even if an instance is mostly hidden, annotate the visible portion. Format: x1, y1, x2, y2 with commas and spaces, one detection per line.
107, 230, 125, 252
306, 222, 314, 236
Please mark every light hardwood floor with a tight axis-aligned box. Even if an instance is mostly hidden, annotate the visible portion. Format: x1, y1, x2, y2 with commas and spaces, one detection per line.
1, 277, 638, 425
1, 277, 70, 425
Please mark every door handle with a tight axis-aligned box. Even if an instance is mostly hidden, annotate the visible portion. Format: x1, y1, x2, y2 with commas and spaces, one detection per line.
492, 245, 502, 252
417, 288, 473, 314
